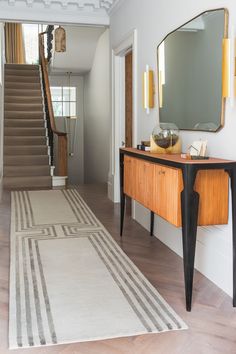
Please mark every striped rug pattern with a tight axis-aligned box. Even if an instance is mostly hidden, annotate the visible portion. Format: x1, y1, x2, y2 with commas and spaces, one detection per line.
9, 189, 187, 349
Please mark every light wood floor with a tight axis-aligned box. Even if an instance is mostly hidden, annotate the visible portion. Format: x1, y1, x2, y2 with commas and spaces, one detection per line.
1, 184, 236, 354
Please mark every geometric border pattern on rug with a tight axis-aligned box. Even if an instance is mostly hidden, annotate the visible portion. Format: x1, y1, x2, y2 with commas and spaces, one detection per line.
9, 189, 187, 349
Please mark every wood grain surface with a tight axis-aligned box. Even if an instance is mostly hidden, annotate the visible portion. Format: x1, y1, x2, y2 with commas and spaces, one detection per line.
124, 156, 229, 227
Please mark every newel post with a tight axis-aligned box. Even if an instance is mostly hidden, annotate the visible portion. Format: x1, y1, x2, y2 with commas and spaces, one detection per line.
58, 135, 68, 177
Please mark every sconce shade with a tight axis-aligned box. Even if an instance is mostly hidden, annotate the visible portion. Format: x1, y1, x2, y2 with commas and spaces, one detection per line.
55, 26, 66, 52
143, 65, 154, 114
222, 38, 230, 97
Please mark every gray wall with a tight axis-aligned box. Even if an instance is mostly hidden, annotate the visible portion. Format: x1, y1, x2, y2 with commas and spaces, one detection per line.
84, 29, 110, 183
160, 11, 224, 130
49, 74, 84, 185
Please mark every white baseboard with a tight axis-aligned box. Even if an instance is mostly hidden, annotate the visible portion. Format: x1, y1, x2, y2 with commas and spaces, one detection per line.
107, 173, 120, 203
52, 176, 68, 187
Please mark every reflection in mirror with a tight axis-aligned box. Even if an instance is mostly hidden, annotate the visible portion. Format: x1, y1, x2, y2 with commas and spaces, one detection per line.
157, 9, 228, 132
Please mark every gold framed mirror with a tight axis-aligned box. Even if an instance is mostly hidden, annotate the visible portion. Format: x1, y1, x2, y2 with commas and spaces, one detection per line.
157, 8, 229, 132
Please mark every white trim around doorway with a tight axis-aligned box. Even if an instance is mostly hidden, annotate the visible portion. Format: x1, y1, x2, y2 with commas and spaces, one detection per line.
108, 28, 137, 205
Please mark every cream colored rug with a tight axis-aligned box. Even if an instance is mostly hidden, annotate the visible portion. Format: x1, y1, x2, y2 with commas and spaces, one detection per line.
9, 189, 187, 349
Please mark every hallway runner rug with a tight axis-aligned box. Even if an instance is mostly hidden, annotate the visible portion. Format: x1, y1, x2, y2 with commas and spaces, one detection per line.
9, 189, 187, 349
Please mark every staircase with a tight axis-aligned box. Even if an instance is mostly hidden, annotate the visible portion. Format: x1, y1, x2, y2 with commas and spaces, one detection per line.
3, 64, 52, 189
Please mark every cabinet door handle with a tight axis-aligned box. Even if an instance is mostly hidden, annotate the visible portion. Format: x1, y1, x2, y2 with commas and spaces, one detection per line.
158, 170, 166, 175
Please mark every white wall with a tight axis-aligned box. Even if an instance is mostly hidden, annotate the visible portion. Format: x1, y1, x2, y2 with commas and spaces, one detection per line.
110, 0, 236, 297
84, 29, 110, 183
52, 26, 105, 74
49, 74, 84, 185
0, 23, 5, 184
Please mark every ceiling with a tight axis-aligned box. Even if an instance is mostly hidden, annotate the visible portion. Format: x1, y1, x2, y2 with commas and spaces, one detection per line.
51, 26, 106, 74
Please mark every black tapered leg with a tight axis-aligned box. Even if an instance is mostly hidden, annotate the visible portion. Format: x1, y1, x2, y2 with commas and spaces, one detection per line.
120, 152, 125, 237
227, 167, 236, 306
120, 193, 126, 237
150, 211, 154, 236
181, 165, 199, 311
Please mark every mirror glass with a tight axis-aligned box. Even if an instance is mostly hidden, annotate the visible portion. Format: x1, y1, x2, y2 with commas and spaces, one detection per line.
157, 9, 227, 132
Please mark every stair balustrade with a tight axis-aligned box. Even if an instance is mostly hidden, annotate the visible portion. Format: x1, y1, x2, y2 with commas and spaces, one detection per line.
39, 31, 68, 177
46, 25, 54, 63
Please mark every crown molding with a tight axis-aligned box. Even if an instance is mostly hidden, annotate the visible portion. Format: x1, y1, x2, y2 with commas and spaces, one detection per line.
0, 0, 116, 11
108, 0, 124, 16
0, 1, 112, 25
0, 0, 119, 25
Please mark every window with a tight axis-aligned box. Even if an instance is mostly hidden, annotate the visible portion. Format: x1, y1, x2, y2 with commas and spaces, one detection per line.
23, 24, 47, 64
51, 87, 77, 117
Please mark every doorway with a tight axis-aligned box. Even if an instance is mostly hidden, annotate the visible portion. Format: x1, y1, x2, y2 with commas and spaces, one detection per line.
125, 51, 133, 215
125, 51, 132, 148
110, 29, 137, 204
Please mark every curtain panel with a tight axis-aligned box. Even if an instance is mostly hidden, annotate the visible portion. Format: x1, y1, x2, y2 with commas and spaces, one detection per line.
5, 23, 25, 64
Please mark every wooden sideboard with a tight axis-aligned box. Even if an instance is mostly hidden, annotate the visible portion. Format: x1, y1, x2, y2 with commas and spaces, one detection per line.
120, 147, 236, 311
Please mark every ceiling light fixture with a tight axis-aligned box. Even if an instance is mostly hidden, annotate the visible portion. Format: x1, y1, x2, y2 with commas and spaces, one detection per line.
55, 25, 66, 52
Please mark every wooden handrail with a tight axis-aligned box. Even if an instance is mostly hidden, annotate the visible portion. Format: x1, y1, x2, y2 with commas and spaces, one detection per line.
39, 32, 68, 176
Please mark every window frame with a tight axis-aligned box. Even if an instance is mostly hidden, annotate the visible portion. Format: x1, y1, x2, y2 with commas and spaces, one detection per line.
51, 86, 77, 118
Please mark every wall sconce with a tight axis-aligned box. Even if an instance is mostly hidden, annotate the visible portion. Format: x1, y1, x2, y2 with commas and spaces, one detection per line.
222, 38, 230, 97
143, 65, 154, 114
158, 41, 165, 108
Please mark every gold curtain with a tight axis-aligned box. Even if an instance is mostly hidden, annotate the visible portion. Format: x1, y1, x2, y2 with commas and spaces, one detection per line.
5, 23, 25, 64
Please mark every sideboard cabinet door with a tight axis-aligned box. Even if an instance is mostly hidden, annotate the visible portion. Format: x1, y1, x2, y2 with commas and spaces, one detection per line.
124, 156, 154, 209
152, 165, 183, 227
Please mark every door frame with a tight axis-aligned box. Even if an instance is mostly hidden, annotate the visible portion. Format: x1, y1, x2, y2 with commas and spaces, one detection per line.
108, 28, 138, 204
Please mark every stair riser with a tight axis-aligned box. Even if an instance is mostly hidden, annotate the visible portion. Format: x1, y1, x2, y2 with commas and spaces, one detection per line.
4, 128, 46, 136
5, 120, 45, 128
5, 64, 39, 70
4, 165, 51, 177
3, 176, 52, 189
4, 146, 48, 155
5, 69, 40, 77
5, 112, 44, 119
5, 82, 41, 90
4, 101, 43, 112
4, 156, 49, 166
5, 89, 42, 97
4, 137, 47, 145
5, 75, 40, 83
4, 96, 43, 104
5, 103, 43, 111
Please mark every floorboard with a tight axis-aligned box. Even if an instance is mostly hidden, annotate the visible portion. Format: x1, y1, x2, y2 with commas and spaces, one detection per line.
0, 184, 236, 354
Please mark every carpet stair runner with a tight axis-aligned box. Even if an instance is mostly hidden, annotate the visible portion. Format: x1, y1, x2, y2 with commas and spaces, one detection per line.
3, 64, 52, 189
